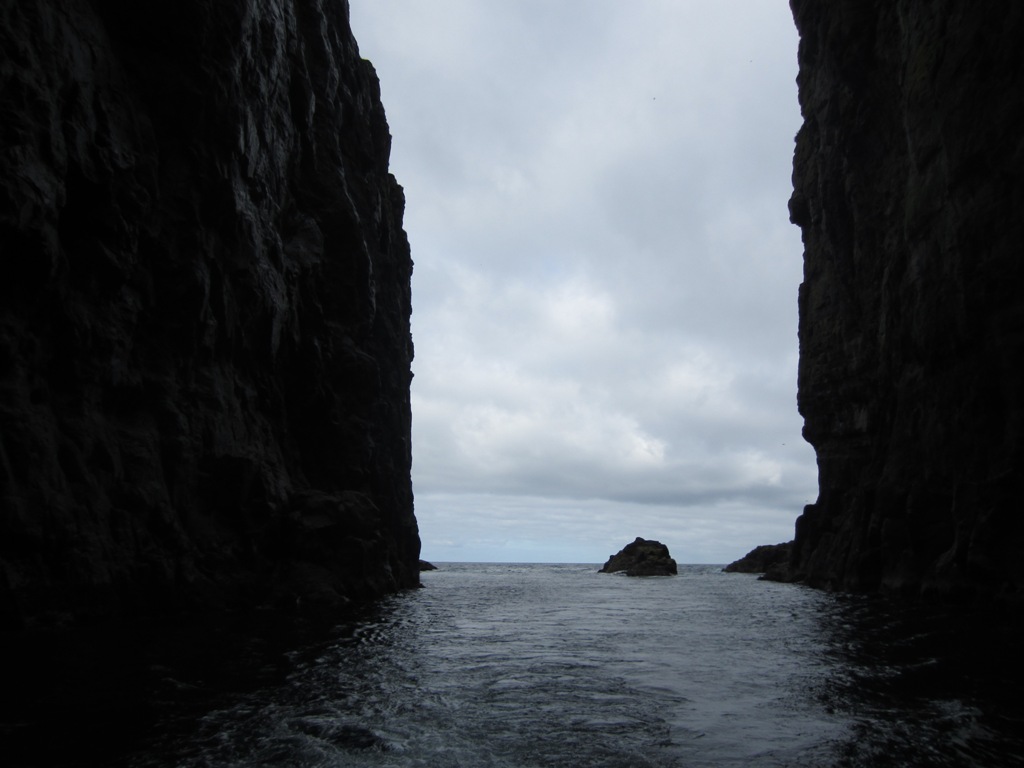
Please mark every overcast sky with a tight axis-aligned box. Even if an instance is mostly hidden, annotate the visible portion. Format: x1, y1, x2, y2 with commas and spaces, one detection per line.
349, 1, 816, 564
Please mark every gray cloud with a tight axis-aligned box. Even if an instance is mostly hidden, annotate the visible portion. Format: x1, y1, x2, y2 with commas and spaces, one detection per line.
350, 1, 814, 563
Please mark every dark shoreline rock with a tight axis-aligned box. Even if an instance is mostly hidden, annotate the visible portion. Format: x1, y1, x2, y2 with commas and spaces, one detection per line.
787, 0, 1024, 605
599, 538, 677, 577
418, 560, 438, 571
723, 542, 793, 575
0, 0, 419, 629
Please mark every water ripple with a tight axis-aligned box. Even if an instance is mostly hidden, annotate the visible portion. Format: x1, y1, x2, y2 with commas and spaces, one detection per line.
116, 564, 1024, 767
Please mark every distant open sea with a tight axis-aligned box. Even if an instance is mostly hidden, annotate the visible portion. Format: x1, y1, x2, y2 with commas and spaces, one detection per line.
5, 563, 1024, 767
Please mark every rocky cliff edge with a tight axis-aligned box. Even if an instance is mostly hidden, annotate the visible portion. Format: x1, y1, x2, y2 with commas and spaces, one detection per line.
785, 0, 1024, 604
0, 0, 419, 627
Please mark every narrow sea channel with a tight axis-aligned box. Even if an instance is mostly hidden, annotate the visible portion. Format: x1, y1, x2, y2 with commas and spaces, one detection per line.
5, 564, 1023, 767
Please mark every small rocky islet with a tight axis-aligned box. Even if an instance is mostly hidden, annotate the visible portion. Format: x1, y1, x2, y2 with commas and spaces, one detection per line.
599, 538, 678, 577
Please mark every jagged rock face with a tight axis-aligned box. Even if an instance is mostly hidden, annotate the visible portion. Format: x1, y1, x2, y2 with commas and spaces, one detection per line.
0, 0, 418, 627
789, 0, 1024, 602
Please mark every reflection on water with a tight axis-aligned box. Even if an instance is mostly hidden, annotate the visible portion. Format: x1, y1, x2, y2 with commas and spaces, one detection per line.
2, 564, 1023, 767
813, 593, 1024, 767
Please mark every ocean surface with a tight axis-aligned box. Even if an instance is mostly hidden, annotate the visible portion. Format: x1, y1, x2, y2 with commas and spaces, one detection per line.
5, 563, 1024, 767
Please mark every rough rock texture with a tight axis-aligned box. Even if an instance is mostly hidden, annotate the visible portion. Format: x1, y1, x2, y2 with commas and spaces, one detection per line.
599, 538, 677, 577
0, 0, 418, 628
786, 0, 1024, 603
723, 542, 792, 575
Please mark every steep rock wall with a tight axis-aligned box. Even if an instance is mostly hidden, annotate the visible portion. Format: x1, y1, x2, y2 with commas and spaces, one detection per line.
789, 0, 1024, 602
0, 0, 418, 627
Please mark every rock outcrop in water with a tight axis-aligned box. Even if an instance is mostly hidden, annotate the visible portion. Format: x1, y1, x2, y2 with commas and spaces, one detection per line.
0, 0, 419, 628
599, 538, 677, 577
723, 542, 792, 576
783, 1, 1024, 603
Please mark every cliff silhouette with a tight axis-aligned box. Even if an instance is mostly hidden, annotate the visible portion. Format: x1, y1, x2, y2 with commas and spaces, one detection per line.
778, 0, 1024, 603
0, 0, 419, 628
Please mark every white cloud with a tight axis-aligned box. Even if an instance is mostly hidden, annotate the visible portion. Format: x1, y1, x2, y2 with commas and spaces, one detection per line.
351, 1, 813, 563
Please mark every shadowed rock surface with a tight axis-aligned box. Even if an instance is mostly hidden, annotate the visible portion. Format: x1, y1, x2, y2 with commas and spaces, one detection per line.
0, 0, 418, 628
783, 0, 1024, 603
599, 538, 678, 577
724, 542, 793, 575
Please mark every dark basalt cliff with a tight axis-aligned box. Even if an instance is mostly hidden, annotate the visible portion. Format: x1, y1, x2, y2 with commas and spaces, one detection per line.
787, 1, 1024, 602
0, 0, 418, 628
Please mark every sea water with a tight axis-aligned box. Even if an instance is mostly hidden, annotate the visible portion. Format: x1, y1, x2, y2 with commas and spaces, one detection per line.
7, 564, 1024, 767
